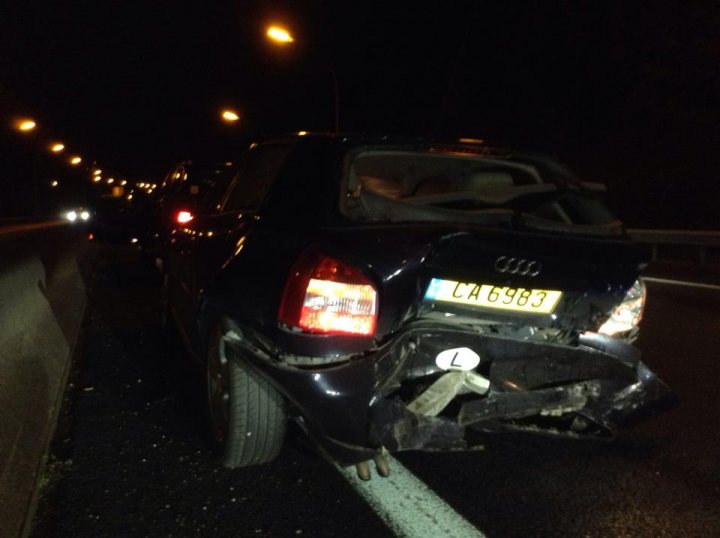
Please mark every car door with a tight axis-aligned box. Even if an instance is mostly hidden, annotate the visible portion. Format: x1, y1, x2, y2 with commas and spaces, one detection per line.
165, 145, 291, 338
186, 145, 293, 327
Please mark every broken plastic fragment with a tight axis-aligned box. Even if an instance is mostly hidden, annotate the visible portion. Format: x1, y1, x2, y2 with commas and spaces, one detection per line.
407, 371, 490, 417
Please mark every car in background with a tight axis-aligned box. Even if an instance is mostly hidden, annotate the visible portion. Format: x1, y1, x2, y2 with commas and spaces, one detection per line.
162, 134, 671, 479
89, 194, 149, 244
62, 206, 92, 224
141, 161, 235, 269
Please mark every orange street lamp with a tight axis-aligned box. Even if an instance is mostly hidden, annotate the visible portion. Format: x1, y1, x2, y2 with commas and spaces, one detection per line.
70, 156, 82, 165
51, 143, 65, 153
266, 25, 294, 44
15, 119, 37, 132
221, 109, 240, 123
93, 168, 102, 176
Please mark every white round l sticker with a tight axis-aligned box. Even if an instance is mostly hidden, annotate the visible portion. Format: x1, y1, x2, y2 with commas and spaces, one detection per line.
435, 347, 480, 371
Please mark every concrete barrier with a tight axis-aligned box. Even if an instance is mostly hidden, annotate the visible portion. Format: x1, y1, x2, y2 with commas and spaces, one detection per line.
0, 223, 86, 538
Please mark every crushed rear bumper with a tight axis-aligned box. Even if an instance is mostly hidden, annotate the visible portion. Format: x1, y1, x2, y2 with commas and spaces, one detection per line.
225, 323, 673, 464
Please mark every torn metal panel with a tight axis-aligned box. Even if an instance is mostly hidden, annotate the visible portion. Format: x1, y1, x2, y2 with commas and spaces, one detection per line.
459, 381, 596, 427
371, 399, 467, 452
489, 352, 637, 392
225, 320, 673, 465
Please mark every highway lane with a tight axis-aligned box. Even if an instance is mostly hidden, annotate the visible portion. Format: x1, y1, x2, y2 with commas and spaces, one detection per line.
32, 245, 720, 537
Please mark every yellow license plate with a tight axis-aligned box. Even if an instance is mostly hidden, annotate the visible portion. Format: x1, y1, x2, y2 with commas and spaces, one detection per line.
424, 278, 562, 314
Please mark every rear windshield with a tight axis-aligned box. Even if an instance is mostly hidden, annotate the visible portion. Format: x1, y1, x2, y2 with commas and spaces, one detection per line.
342, 149, 619, 232
165, 165, 230, 194
185, 165, 230, 197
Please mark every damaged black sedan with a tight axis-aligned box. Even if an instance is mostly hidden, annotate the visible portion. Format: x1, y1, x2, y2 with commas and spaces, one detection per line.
163, 134, 671, 479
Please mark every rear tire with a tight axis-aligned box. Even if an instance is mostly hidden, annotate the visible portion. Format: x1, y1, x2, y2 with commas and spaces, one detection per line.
206, 327, 286, 467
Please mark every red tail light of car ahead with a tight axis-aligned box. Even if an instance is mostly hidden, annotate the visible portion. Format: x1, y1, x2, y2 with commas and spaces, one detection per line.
279, 254, 378, 337
176, 210, 194, 224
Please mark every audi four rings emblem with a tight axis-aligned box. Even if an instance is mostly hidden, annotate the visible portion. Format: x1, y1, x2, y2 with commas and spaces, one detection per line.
494, 256, 542, 276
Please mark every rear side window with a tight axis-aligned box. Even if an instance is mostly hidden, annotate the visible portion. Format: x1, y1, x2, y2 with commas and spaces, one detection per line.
161, 164, 230, 197
186, 167, 227, 195
224, 146, 291, 211
199, 165, 237, 211
162, 167, 183, 192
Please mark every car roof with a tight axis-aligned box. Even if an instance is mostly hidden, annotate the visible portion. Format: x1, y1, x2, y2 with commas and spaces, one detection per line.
252, 132, 550, 162
173, 161, 235, 171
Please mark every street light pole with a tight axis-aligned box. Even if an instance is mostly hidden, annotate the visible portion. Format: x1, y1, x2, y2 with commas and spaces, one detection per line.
13, 117, 41, 215
266, 24, 341, 134
330, 68, 340, 134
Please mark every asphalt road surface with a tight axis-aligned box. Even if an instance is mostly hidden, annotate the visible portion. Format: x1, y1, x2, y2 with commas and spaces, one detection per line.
32, 243, 720, 537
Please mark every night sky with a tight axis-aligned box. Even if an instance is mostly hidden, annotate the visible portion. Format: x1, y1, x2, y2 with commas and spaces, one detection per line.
1, 1, 719, 227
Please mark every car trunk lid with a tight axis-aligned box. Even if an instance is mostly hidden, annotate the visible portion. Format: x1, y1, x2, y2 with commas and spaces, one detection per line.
315, 223, 647, 340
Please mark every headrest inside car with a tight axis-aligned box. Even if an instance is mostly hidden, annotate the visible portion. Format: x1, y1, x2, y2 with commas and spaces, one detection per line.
463, 171, 514, 190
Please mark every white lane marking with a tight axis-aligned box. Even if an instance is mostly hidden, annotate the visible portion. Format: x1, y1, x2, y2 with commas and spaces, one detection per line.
643, 276, 720, 291
337, 455, 486, 538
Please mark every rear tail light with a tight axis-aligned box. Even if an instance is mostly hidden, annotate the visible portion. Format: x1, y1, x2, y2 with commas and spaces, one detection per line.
598, 278, 646, 336
176, 210, 194, 224
278, 253, 378, 336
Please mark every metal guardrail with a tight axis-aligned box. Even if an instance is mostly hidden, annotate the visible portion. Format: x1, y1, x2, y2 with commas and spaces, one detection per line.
628, 229, 720, 264
628, 229, 720, 246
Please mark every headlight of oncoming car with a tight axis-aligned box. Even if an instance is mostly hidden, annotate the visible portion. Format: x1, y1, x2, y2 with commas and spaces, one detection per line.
598, 278, 646, 336
64, 209, 91, 222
